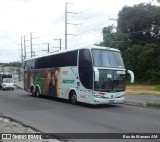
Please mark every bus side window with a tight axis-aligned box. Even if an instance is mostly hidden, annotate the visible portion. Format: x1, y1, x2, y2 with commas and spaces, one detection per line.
79, 49, 93, 89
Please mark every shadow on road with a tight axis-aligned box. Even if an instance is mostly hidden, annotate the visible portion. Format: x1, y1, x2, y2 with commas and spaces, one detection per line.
24, 93, 123, 109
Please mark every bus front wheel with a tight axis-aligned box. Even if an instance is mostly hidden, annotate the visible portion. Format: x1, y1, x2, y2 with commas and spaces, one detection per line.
70, 91, 77, 105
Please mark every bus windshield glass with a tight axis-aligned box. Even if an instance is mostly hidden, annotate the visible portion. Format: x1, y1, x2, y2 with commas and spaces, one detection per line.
94, 69, 125, 92
92, 49, 124, 68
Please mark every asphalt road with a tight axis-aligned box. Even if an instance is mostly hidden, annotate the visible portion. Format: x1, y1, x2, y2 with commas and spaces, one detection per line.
0, 88, 160, 142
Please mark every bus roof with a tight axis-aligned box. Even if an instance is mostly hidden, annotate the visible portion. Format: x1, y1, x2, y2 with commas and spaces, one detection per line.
24, 46, 120, 62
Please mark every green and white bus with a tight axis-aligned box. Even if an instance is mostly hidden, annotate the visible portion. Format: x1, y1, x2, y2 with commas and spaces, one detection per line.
23, 46, 129, 105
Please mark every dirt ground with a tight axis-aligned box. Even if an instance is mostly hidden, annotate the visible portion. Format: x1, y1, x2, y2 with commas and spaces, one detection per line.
126, 85, 160, 96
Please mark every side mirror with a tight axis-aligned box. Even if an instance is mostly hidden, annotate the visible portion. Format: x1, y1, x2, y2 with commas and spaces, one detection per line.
94, 68, 99, 82
127, 70, 134, 83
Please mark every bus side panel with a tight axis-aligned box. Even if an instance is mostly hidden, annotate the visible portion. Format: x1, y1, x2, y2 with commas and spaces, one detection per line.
24, 68, 62, 97
24, 66, 80, 100
60, 66, 78, 99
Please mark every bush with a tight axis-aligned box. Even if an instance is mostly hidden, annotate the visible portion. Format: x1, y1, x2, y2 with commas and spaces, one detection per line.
124, 44, 160, 84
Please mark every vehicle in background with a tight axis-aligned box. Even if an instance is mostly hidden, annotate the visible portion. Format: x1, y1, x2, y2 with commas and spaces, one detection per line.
0, 78, 15, 90
23, 46, 134, 105
0, 73, 14, 90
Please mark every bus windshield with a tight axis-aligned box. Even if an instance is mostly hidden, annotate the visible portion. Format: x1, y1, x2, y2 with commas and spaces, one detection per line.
94, 69, 125, 92
92, 49, 124, 68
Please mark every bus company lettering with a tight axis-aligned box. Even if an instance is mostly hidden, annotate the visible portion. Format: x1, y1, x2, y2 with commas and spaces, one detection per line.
62, 80, 75, 84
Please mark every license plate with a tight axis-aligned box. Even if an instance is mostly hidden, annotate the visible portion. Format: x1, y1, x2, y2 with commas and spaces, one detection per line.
109, 100, 114, 104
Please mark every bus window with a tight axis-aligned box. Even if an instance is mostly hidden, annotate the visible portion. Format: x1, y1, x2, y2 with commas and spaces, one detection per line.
78, 49, 93, 89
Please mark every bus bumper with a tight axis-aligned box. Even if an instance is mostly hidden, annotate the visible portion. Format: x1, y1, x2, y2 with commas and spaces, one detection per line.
91, 97, 125, 105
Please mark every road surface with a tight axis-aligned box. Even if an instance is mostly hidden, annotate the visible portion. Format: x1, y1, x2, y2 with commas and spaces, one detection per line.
0, 88, 159, 142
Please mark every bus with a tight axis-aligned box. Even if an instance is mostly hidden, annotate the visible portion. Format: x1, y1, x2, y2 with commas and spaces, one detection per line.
23, 46, 129, 105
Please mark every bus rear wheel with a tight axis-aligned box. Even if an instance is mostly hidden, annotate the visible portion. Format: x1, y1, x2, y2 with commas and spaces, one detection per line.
35, 89, 41, 98
70, 91, 77, 105
31, 87, 36, 97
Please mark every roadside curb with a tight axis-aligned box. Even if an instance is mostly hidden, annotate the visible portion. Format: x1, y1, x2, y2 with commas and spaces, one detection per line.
124, 100, 146, 107
124, 100, 160, 109
14, 84, 23, 90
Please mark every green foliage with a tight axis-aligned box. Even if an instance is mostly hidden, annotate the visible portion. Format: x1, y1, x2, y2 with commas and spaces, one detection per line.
100, 3, 160, 84
125, 44, 160, 84
117, 3, 160, 46
99, 25, 115, 47
0, 61, 21, 67
146, 102, 160, 108
99, 25, 127, 54
155, 85, 160, 91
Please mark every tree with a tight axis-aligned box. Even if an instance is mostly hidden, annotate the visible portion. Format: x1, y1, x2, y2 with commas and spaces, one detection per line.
98, 25, 127, 53
125, 44, 160, 84
117, 3, 160, 45
0, 62, 21, 67
100, 3, 160, 84
100, 25, 115, 47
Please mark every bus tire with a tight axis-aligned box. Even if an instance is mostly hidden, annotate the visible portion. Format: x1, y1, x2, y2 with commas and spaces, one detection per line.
31, 90, 35, 97
70, 91, 77, 105
31, 87, 35, 97
35, 88, 41, 98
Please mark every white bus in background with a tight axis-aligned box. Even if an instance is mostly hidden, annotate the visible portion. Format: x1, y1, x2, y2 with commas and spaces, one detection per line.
23, 46, 134, 105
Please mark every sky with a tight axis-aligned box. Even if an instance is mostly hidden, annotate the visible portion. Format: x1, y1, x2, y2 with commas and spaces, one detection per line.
0, 0, 158, 63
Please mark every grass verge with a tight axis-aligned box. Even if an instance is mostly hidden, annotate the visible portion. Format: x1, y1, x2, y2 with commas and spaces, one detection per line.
146, 103, 160, 108
155, 85, 160, 91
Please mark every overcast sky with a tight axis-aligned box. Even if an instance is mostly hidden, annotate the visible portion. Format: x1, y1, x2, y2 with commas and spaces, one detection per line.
0, 0, 158, 63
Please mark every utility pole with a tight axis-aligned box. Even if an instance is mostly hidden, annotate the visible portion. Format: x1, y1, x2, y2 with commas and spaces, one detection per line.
23, 35, 30, 60
30, 33, 33, 58
20, 36, 24, 81
23, 36, 26, 60
47, 43, 50, 52
32, 51, 36, 57
21, 36, 23, 63
30, 32, 37, 58
54, 39, 62, 50
42, 43, 50, 53
65, 2, 77, 50
65, 2, 67, 50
